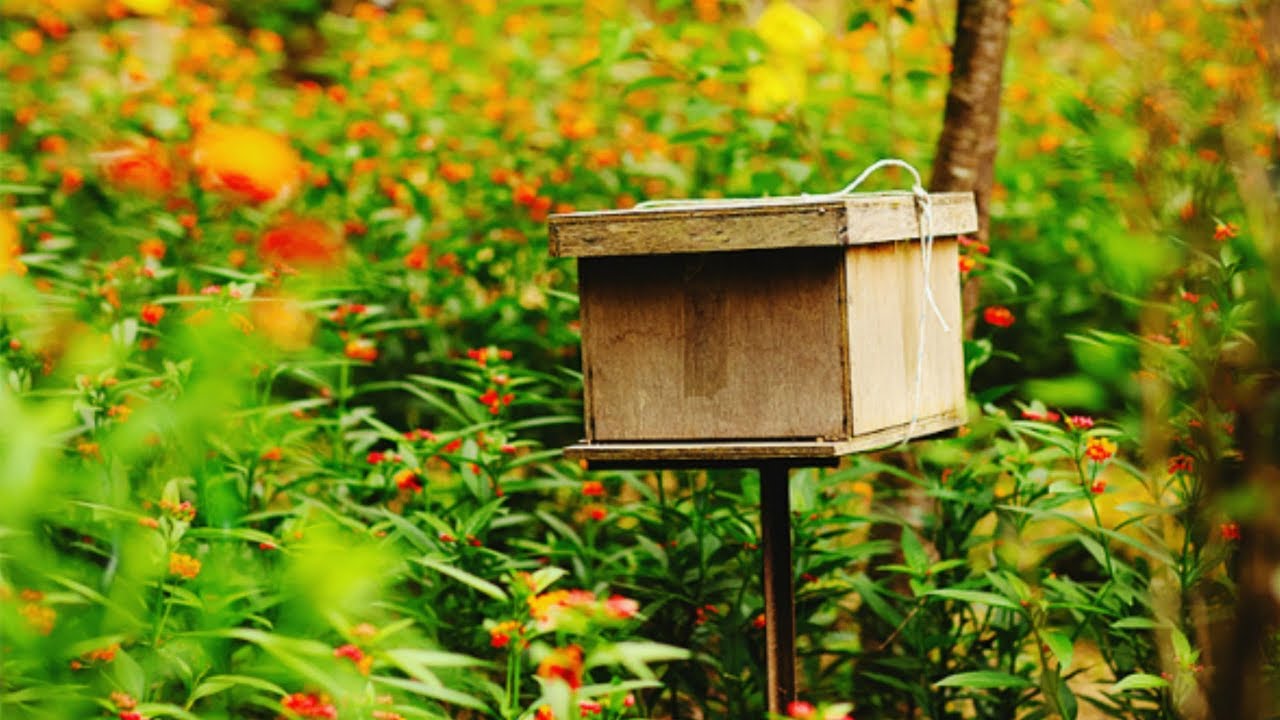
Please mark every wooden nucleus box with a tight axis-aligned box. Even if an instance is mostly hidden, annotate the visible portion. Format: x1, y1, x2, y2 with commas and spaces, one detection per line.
548, 192, 978, 464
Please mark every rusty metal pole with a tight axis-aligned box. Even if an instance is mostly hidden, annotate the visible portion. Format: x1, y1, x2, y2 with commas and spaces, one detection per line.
760, 462, 796, 713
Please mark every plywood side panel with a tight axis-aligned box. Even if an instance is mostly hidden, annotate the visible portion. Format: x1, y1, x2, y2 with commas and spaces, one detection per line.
580, 249, 846, 441
846, 238, 966, 436
551, 192, 978, 258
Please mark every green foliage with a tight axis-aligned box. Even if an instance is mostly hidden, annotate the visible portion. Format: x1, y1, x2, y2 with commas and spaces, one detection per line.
0, 0, 1275, 719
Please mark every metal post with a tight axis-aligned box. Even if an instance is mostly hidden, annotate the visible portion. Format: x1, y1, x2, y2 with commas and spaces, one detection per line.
760, 462, 796, 713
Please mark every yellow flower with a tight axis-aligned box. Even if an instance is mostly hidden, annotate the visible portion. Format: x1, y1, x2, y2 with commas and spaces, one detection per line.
746, 62, 807, 114
0, 213, 25, 277
121, 0, 172, 16
755, 0, 825, 57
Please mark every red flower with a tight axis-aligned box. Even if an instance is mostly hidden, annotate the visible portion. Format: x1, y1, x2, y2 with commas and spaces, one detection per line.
489, 620, 520, 648
983, 305, 1015, 328
281, 692, 337, 719
1065, 415, 1094, 430
260, 447, 283, 462
259, 217, 345, 269
1090, 479, 1107, 494
394, 469, 424, 493
1221, 522, 1241, 541
582, 480, 604, 497
1167, 454, 1195, 475
366, 451, 387, 464
787, 701, 817, 718
1213, 222, 1238, 242
333, 643, 372, 674
139, 303, 165, 325
404, 244, 429, 270
752, 613, 767, 629
100, 140, 175, 196
604, 594, 639, 619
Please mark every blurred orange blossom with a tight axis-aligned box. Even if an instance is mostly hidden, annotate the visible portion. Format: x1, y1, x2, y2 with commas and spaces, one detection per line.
258, 217, 344, 270
97, 139, 176, 196
192, 124, 301, 204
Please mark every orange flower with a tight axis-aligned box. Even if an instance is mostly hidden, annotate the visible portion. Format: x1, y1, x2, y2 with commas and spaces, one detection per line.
20, 602, 56, 635
488, 619, 521, 648
60, 167, 84, 194
99, 140, 175, 196
403, 244, 429, 270
537, 644, 584, 689
192, 124, 301, 203
14, 30, 43, 55
258, 217, 344, 269
168, 552, 201, 579
393, 468, 423, 492
1213, 221, 1238, 242
1084, 436, 1117, 463
138, 238, 166, 260
345, 338, 378, 362
582, 480, 604, 497
251, 295, 316, 351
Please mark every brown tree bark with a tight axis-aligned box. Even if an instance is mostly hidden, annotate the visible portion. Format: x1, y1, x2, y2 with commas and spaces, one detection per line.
929, 0, 1012, 334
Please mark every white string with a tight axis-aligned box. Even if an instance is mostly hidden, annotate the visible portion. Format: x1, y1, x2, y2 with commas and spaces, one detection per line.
637, 158, 951, 447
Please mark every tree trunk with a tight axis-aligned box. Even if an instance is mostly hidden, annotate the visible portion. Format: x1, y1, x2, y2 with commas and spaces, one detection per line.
929, 0, 1011, 334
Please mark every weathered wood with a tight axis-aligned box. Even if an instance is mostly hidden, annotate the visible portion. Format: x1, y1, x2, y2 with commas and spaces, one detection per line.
563, 411, 962, 467
760, 464, 796, 712
845, 239, 967, 435
564, 439, 860, 464
550, 191, 978, 258
580, 249, 848, 442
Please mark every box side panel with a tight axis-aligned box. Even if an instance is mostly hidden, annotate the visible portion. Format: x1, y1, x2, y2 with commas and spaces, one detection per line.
845, 238, 966, 436
580, 250, 846, 441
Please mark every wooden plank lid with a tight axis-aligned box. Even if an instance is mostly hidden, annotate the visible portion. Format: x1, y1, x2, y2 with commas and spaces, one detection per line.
548, 191, 978, 258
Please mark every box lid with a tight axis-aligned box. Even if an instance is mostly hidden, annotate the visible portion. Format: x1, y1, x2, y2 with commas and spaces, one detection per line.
548, 191, 978, 258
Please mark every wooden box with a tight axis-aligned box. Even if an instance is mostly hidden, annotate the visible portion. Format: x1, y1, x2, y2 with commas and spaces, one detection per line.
548, 192, 978, 459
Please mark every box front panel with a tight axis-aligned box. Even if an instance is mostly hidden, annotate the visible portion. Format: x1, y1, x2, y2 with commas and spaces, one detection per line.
580, 249, 847, 442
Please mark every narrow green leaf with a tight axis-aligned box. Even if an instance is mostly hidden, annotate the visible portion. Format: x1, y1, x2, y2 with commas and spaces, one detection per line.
1112, 673, 1169, 692
934, 670, 1035, 690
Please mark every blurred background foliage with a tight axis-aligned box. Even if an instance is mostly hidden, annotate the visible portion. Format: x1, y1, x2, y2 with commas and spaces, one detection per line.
0, 0, 1277, 719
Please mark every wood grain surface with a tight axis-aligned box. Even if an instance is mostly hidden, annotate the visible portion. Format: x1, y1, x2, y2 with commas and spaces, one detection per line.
550, 191, 978, 258
579, 249, 848, 441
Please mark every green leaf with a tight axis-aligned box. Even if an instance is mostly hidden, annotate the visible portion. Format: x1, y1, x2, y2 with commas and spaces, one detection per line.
935, 670, 1034, 690
414, 557, 508, 601
1112, 673, 1169, 692
586, 641, 690, 680
925, 588, 1021, 611
1111, 617, 1167, 630
1043, 631, 1074, 670
899, 527, 927, 574
189, 674, 286, 704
